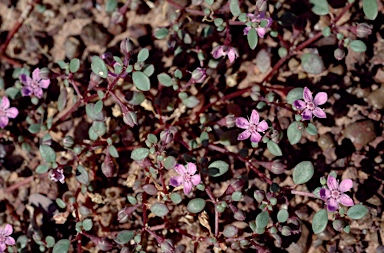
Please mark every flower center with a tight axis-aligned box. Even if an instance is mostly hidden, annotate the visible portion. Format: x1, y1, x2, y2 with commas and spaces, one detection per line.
249, 124, 257, 132
306, 101, 315, 110
31, 81, 40, 89
0, 109, 6, 117
331, 189, 340, 199
0, 234, 5, 243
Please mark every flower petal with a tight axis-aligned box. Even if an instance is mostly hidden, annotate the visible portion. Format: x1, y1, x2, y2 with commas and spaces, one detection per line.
243, 26, 251, 35
327, 175, 338, 191
3, 224, 13, 236
186, 162, 197, 175
6, 107, 18, 118
39, 79, 50, 89
250, 132, 262, 143
34, 88, 43, 99
339, 194, 354, 207
211, 46, 224, 59
265, 17, 273, 28
235, 117, 250, 129
20, 74, 32, 86
303, 87, 313, 102
5, 236, 15, 246
0, 97, 10, 110
191, 174, 201, 186
170, 176, 183, 187
314, 92, 327, 105
32, 68, 40, 82
313, 107, 326, 118
183, 181, 193, 195
237, 130, 251, 140
293, 99, 306, 110
319, 188, 330, 200
174, 164, 186, 175
0, 116, 9, 128
227, 49, 236, 63
256, 27, 266, 38
256, 120, 268, 132
0, 243, 5, 252
301, 109, 313, 120
250, 110, 260, 125
21, 87, 32, 97
339, 179, 353, 192
327, 198, 338, 212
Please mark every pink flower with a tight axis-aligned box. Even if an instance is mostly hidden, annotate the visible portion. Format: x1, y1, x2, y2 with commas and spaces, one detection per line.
293, 87, 327, 120
49, 168, 65, 184
243, 12, 272, 38
0, 97, 19, 128
170, 163, 201, 195
20, 68, 50, 99
320, 175, 354, 212
0, 224, 15, 253
236, 110, 268, 142
211, 45, 239, 63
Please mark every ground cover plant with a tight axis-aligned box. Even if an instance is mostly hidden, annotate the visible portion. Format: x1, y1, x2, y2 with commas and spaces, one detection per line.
0, 0, 383, 252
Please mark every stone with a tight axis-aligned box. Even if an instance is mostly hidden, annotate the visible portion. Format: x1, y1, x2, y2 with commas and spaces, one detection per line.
343, 120, 376, 150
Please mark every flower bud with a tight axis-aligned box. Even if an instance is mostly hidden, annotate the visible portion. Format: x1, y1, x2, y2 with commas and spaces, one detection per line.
38, 67, 51, 79
123, 111, 138, 127
89, 236, 113, 251
191, 67, 207, 83
49, 168, 65, 184
101, 52, 115, 66
217, 114, 236, 128
101, 154, 114, 178
281, 226, 292, 236
234, 210, 246, 221
271, 160, 287, 174
332, 219, 344, 231
354, 23, 372, 38
120, 247, 130, 253
120, 38, 133, 54
118, 204, 140, 223
334, 48, 345, 61
62, 135, 74, 148
256, 0, 268, 13
160, 130, 173, 145
254, 190, 265, 203
111, 11, 124, 25
160, 239, 175, 253
89, 72, 102, 90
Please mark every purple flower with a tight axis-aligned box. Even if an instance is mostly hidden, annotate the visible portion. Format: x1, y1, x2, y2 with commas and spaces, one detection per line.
320, 175, 354, 212
0, 97, 19, 129
20, 68, 50, 99
49, 168, 65, 184
211, 45, 239, 63
0, 224, 15, 253
293, 87, 327, 120
243, 12, 272, 38
236, 109, 268, 142
170, 163, 201, 195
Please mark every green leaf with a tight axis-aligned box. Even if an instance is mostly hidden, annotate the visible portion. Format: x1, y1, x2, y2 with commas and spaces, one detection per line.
137, 48, 149, 62
256, 211, 269, 228
157, 73, 173, 87
36, 165, 49, 174
247, 27, 258, 50
349, 40, 367, 52
142, 64, 155, 77
108, 145, 119, 158
92, 121, 106, 137
39, 145, 56, 162
57, 88, 67, 111
132, 71, 151, 91
170, 192, 182, 204
52, 239, 70, 253
105, 0, 117, 13
28, 124, 41, 134
301, 53, 324, 74
277, 209, 289, 223
182, 96, 200, 108
309, 0, 329, 15
223, 225, 239, 238
91, 56, 108, 78
312, 209, 328, 234
154, 28, 169, 39
229, 0, 241, 16
85, 103, 104, 121
114, 230, 135, 245
287, 121, 303, 145
164, 156, 176, 170
150, 202, 169, 217
347, 204, 368, 220
83, 218, 93, 231
208, 160, 229, 177
5, 87, 20, 100
94, 100, 103, 114
126, 91, 145, 105
76, 165, 89, 185
69, 58, 80, 73
287, 87, 304, 104
363, 0, 378, 20
131, 148, 150, 161
56, 198, 66, 209
45, 236, 55, 248
187, 198, 206, 213
292, 161, 314, 185
306, 123, 318, 135
267, 141, 282, 156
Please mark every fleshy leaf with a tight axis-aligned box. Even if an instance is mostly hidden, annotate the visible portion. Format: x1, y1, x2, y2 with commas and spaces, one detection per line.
293, 161, 314, 185
132, 71, 151, 91
256, 211, 269, 228
187, 198, 206, 213
150, 202, 169, 217
91, 56, 108, 78
267, 140, 282, 156
53, 239, 70, 253
301, 53, 324, 74
363, 0, 378, 20
310, 0, 329, 15
312, 209, 328, 234
208, 160, 229, 177
229, 0, 241, 16
131, 148, 150, 161
114, 230, 135, 245
346, 204, 368, 220
349, 40, 367, 53
287, 121, 303, 145
247, 27, 258, 50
